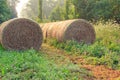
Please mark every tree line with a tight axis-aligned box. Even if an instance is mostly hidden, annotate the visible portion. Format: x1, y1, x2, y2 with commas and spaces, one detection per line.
48, 0, 120, 23
0, 0, 120, 24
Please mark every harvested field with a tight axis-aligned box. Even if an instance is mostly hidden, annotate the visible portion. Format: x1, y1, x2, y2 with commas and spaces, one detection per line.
0, 18, 43, 50
40, 19, 96, 44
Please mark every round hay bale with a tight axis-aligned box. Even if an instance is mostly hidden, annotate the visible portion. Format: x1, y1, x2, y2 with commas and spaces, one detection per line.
40, 19, 96, 44
0, 18, 43, 50
41, 23, 50, 39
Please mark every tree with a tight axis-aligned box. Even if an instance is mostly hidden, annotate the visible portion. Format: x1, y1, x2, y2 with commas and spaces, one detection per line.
65, 0, 70, 19
91, 0, 113, 21
38, 0, 43, 21
72, 0, 87, 18
50, 6, 66, 21
42, 0, 58, 19
0, 0, 11, 23
7, 0, 19, 18
65, 0, 75, 19
111, 0, 120, 23
71, 0, 120, 22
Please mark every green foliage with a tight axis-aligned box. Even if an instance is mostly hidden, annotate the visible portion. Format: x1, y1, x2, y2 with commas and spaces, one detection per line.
0, 0, 11, 23
65, 0, 76, 19
0, 45, 92, 80
100, 52, 120, 69
71, 0, 120, 21
49, 6, 66, 21
95, 21, 120, 52
38, 0, 43, 21
46, 39, 107, 58
49, 0, 120, 22
49, 0, 76, 21
0, 49, 61, 79
45, 22, 120, 69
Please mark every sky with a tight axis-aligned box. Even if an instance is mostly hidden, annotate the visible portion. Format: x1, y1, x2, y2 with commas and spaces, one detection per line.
16, 0, 30, 17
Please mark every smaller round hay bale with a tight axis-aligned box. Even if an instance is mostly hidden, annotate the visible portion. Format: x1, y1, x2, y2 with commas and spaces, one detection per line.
41, 23, 50, 39
0, 18, 43, 50
40, 19, 96, 44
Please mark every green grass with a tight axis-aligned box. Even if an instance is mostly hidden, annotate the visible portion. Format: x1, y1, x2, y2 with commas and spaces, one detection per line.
45, 22, 120, 69
0, 45, 93, 80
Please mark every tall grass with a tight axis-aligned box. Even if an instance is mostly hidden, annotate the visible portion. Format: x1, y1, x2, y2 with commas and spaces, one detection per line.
95, 21, 120, 52
46, 22, 120, 69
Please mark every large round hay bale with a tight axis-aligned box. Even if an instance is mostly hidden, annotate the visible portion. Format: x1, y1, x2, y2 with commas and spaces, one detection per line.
40, 19, 95, 44
0, 18, 43, 50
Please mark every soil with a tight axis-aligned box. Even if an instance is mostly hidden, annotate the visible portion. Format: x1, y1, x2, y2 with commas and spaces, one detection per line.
41, 43, 120, 80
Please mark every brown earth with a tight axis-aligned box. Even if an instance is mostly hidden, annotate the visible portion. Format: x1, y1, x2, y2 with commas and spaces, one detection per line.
41, 43, 120, 80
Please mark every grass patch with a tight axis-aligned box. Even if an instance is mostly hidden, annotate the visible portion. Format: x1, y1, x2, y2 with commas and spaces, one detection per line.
0, 45, 93, 80
45, 22, 120, 69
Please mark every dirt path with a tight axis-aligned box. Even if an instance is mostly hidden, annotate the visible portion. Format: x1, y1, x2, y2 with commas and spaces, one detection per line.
41, 43, 120, 80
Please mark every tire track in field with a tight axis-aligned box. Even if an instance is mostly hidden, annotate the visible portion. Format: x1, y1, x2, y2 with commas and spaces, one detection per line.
41, 43, 120, 80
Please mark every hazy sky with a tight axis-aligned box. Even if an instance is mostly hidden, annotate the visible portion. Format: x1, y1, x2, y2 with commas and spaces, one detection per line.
15, 0, 61, 19
16, 0, 30, 17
